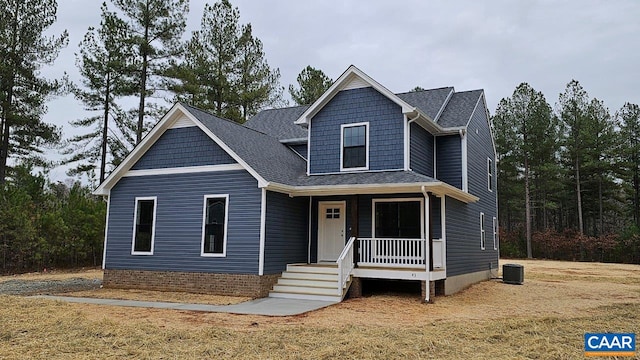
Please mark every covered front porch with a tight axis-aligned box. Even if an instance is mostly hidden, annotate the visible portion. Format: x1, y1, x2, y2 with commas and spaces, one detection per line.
270, 192, 449, 302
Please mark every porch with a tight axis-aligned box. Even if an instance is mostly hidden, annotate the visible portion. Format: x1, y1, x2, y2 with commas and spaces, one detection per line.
269, 236, 446, 302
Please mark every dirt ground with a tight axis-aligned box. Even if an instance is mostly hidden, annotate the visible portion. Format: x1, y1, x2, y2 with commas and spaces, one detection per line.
1, 259, 638, 359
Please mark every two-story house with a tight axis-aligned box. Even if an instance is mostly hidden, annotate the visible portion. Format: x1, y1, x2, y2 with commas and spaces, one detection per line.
94, 66, 498, 303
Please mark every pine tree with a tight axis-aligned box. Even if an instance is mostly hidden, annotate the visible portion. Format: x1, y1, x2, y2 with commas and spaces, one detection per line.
234, 23, 285, 122
170, 0, 284, 123
558, 80, 590, 236
492, 83, 557, 257
618, 102, 640, 227
112, 0, 188, 144
288, 66, 333, 105
0, 0, 68, 183
64, 2, 134, 183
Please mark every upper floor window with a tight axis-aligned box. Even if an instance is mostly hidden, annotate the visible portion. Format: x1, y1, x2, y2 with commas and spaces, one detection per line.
201, 194, 229, 257
341, 122, 369, 171
487, 158, 493, 192
132, 197, 157, 255
493, 216, 498, 250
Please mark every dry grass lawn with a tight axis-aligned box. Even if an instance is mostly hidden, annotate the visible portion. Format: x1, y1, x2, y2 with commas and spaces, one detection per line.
0, 267, 103, 282
1, 259, 639, 359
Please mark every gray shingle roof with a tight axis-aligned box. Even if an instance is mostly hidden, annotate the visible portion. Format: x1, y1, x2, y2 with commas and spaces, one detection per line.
292, 170, 437, 187
396, 87, 453, 120
436, 90, 483, 128
244, 105, 309, 141
182, 104, 307, 185
183, 104, 440, 188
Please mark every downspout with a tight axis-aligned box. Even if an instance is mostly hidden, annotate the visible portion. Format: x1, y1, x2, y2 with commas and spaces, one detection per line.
421, 185, 431, 303
406, 112, 421, 171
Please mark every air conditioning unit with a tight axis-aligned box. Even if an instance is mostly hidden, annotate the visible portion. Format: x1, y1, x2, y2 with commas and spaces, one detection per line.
503, 264, 524, 285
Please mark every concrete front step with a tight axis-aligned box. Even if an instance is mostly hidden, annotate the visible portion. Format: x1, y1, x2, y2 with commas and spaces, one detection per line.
281, 271, 338, 281
269, 291, 342, 302
277, 278, 338, 288
272, 284, 341, 296
286, 264, 338, 274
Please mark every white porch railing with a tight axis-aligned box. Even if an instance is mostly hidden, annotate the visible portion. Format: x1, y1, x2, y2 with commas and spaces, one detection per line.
357, 238, 426, 268
336, 236, 356, 292
432, 238, 445, 269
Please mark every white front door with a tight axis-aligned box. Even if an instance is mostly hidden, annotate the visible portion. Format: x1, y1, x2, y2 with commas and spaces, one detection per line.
318, 201, 346, 262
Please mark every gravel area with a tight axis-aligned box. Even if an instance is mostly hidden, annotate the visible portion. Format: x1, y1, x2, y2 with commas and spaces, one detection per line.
0, 278, 102, 295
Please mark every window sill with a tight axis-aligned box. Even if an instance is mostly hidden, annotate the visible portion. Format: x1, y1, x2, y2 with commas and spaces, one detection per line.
131, 251, 154, 256
201, 253, 226, 258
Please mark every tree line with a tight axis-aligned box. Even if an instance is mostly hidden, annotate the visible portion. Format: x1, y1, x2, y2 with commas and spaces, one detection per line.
492, 82, 640, 264
0, 0, 332, 273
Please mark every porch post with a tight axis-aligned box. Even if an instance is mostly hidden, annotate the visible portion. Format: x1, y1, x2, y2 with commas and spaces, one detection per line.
429, 193, 433, 272
423, 190, 431, 303
350, 195, 359, 266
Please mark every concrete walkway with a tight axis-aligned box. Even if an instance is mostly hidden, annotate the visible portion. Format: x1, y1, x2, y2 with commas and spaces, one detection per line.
30, 295, 337, 316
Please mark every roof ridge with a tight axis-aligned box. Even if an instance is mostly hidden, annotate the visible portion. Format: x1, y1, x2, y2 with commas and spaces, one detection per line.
258, 104, 310, 112
452, 89, 484, 95
180, 102, 273, 137
395, 86, 454, 96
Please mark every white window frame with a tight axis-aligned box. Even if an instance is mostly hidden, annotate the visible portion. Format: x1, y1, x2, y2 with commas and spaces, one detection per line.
201, 194, 230, 257
131, 196, 157, 255
492, 216, 498, 250
480, 212, 486, 250
487, 158, 493, 192
340, 122, 369, 172
371, 198, 425, 240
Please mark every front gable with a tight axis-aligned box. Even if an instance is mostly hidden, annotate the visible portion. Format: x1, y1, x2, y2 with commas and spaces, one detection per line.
308, 87, 405, 174
131, 126, 236, 170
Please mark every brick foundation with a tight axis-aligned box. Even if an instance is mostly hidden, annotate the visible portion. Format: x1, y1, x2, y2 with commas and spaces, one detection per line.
103, 269, 280, 298
421, 280, 436, 303
347, 277, 363, 298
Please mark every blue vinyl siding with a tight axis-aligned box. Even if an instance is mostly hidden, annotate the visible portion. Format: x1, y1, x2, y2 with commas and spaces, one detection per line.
132, 127, 235, 170
431, 195, 441, 239
445, 98, 498, 276
410, 123, 434, 177
435, 135, 462, 188
105, 170, 261, 274
309, 87, 405, 174
263, 191, 309, 274
288, 144, 307, 160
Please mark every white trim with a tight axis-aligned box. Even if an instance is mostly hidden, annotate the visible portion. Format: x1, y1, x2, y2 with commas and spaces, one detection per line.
404, 114, 410, 171
492, 216, 497, 251
307, 196, 313, 263
441, 195, 447, 273
258, 189, 266, 274
371, 198, 425, 240
461, 132, 468, 192
487, 158, 493, 192
480, 212, 486, 250
131, 196, 157, 255
306, 118, 311, 176
265, 181, 479, 204
341, 76, 371, 91
340, 122, 370, 172
317, 201, 347, 262
124, 164, 243, 177
295, 65, 416, 126
101, 196, 111, 270
200, 194, 230, 257
94, 103, 268, 196
425, 193, 430, 274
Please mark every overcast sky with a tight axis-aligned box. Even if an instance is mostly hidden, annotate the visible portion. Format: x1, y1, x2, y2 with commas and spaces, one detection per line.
41, 0, 640, 181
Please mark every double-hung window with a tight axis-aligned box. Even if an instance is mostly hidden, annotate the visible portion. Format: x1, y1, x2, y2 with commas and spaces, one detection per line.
132, 197, 157, 255
201, 194, 229, 257
341, 122, 369, 171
